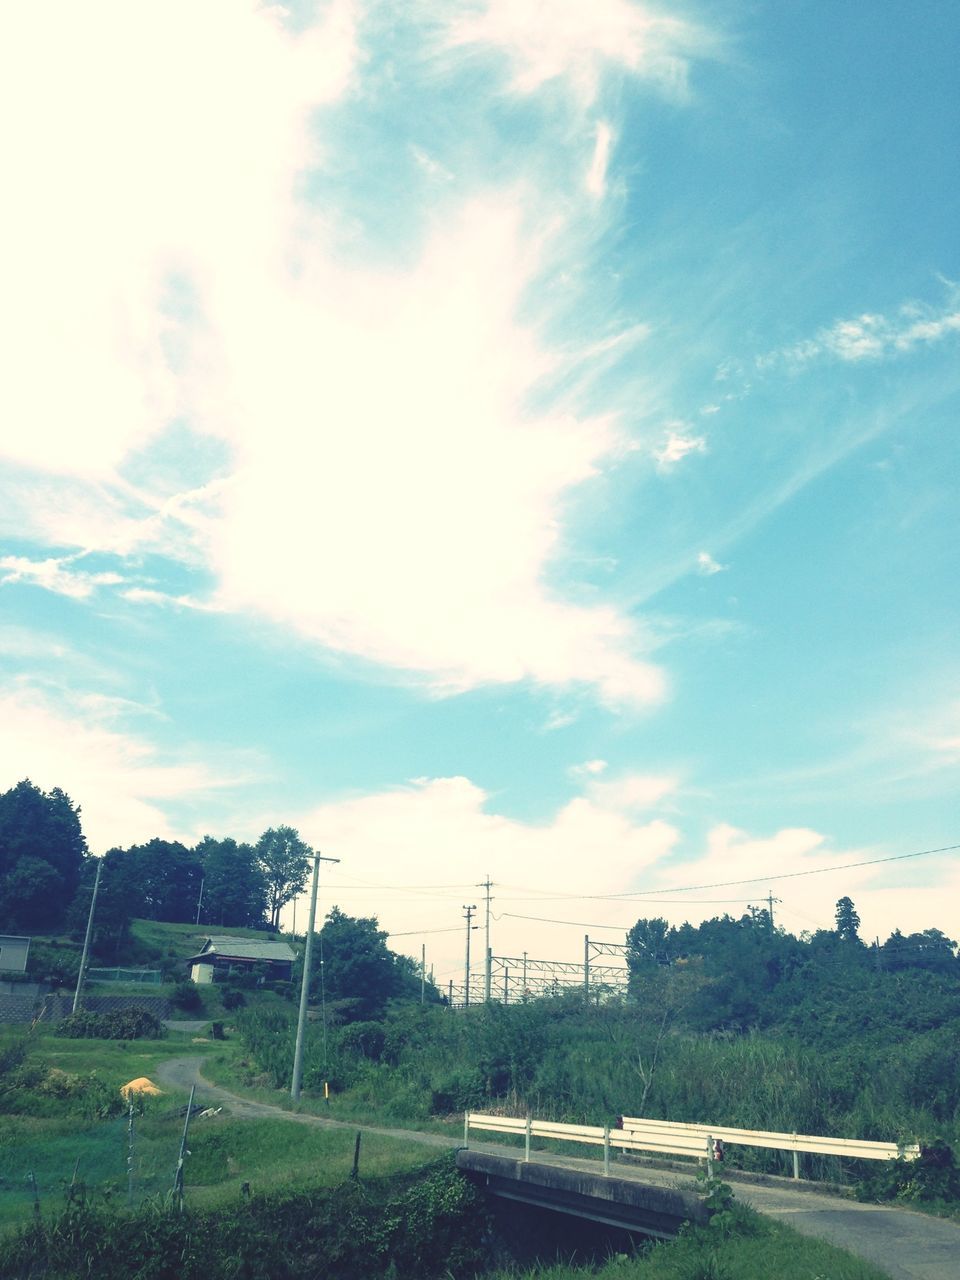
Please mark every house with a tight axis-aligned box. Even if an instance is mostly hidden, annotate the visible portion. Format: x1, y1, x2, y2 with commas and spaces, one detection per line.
186, 935, 296, 985
0, 935, 30, 973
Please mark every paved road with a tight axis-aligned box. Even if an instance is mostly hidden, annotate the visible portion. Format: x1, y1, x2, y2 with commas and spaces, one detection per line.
156, 1057, 960, 1280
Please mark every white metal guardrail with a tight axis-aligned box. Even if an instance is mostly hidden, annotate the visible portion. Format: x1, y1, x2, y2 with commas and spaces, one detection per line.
464, 1111, 920, 1181
619, 1115, 920, 1180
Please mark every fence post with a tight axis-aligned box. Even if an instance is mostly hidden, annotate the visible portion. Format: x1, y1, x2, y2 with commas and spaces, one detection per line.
603, 1125, 610, 1177
525, 1115, 532, 1163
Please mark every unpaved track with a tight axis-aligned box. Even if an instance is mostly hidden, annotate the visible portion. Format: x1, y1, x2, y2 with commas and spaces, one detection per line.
156, 1057, 960, 1280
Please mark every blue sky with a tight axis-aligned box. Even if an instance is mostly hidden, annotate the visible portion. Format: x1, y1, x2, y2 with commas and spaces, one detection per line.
1, 1, 958, 987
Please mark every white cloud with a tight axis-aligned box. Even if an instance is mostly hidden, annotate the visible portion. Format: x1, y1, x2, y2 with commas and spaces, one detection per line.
586, 121, 614, 197
655, 428, 707, 467
292, 774, 681, 978
762, 294, 960, 370
284, 779, 960, 983
696, 551, 726, 575
0, 556, 123, 600
448, 0, 709, 106
570, 758, 609, 777
0, 2, 670, 709
0, 1, 358, 480
585, 771, 677, 810
0, 686, 245, 851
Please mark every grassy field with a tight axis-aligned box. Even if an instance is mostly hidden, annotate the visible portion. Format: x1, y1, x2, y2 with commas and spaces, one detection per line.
0, 1028, 441, 1229
488, 1218, 891, 1280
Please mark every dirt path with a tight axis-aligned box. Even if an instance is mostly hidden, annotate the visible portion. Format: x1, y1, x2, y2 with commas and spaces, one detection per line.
156, 1057, 960, 1280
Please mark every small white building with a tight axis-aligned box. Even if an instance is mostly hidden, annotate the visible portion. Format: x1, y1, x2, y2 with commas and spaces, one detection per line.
0, 935, 30, 973
186, 935, 296, 984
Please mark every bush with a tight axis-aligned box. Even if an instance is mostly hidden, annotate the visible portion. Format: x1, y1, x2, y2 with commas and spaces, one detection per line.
857, 1141, 960, 1204
57, 1008, 167, 1040
171, 981, 203, 1013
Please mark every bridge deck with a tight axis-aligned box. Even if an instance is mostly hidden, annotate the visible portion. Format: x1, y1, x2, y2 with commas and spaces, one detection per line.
456, 1148, 708, 1239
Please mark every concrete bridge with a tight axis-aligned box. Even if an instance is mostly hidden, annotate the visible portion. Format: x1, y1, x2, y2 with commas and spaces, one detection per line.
456, 1147, 707, 1238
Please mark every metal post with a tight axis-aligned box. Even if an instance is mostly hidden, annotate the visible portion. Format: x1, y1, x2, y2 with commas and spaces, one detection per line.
525, 1115, 531, 1162
448, 978, 453, 1006
420, 943, 426, 1005
478, 876, 493, 1001
127, 1103, 135, 1207
291, 851, 340, 1102
523, 951, 527, 998
503, 967, 509, 1004
464, 1111, 470, 1146
584, 934, 590, 1002
73, 859, 103, 1013
174, 1083, 196, 1210
603, 1126, 610, 1177
792, 1139, 800, 1180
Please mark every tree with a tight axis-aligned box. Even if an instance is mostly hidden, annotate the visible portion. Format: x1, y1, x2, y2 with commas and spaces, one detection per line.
0, 857, 63, 931
195, 836, 267, 928
835, 896, 862, 944
256, 826, 311, 929
66, 853, 132, 960
118, 839, 203, 922
311, 907, 403, 1021
0, 779, 86, 924
626, 917, 674, 977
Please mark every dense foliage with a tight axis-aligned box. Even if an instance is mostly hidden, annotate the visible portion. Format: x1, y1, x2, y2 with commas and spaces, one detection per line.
0, 780, 86, 931
0, 1162, 486, 1280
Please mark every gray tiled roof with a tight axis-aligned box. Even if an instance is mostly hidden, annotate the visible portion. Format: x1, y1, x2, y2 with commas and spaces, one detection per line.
191, 936, 296, 963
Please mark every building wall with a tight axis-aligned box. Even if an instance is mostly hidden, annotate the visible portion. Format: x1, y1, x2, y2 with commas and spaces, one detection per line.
0, 937, 30, 973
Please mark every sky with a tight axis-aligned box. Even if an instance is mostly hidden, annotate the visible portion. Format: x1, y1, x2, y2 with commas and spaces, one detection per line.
1, 0, 958, 994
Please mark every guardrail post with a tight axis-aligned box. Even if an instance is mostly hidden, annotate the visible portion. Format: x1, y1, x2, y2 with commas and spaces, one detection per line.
464, 1112, 469, 1147
603, 1125, 610, 1177
525, 1115, 531, 1163
705, 1135, 714, 1181
792, 1144, 800, 1181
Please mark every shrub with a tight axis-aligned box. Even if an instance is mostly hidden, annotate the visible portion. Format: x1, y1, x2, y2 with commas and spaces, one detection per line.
57, 1008, 166, 1040
171, 980, 203, 1013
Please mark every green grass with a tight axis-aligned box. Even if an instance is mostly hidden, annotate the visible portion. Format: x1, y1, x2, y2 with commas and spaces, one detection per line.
0, 1028, 449, 1230
490, 1217, 890, 1280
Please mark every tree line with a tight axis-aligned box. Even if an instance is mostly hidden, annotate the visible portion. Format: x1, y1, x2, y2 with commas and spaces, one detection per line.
0, 778, 315, 940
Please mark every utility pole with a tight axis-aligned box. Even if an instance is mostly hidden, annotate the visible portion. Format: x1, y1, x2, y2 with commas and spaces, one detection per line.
420, 943, 426, 1005
73, 859, 103, 1014
766, 891, 781, 930
463, 904, 477, 1007
477, 876, 494, 1001
291, 850, 340, 1102
195, 876, 205, 927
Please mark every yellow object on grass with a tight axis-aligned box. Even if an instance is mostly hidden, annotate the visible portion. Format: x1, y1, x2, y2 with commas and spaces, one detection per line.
120, 1076, 163, 1098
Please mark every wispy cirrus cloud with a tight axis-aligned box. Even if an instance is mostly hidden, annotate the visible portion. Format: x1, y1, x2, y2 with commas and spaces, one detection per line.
0, 556, 123, 600
448, 0, 713, 105
760, 292, 960, 370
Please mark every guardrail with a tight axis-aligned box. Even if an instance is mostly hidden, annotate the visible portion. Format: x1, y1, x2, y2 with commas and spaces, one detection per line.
464, 1111, 920, 1181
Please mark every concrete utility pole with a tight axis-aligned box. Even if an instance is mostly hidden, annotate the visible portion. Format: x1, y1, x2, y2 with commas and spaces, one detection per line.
73, 858, 103, 1013
291, 850, 340, 1102
766, 891, 781, 930
195, 876, 205, 927
463, 904, 477, 1007
477, 876, 494, 1001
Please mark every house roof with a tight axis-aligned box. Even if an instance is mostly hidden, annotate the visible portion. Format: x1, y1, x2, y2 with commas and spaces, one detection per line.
187, 936, 296, 964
